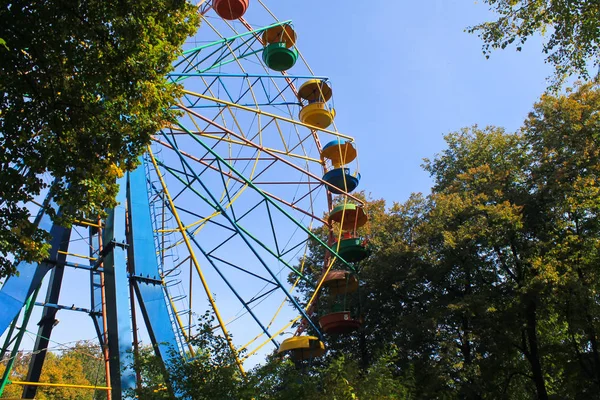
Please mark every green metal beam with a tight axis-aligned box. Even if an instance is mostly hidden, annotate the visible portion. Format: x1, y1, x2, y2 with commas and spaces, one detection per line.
0, 288, 41, 396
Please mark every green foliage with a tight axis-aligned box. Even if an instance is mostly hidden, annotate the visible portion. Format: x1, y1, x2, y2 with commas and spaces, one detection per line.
0, 0, 199, 278
130, 311, 411, 399
247, 351, 411, 400
131, 312, 246, 399
468, 1, 600, 88
170, 315, 245, 399
1, 343, 105, 399
290, 83, 600, 399
128, 345, 171, 399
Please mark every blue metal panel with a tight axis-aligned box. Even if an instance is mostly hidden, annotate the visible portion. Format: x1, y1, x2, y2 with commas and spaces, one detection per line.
102, 177, 136, 398
0, 202, 70, 337
127, 163, 182, 376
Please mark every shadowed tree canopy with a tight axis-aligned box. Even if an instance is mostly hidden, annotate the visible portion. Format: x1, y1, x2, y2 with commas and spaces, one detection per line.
0, 0, 199, 278
289, 82, 600, 399
468, 0, 600, 88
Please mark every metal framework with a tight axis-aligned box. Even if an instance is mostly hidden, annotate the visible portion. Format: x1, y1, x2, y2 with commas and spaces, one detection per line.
0, 4, 364, 399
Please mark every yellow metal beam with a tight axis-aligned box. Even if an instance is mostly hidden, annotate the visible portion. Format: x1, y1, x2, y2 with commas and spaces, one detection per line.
180, 90, 354, 141
57, 251, 96, 261
73, 219, 103, 229
8, 380, 111, 391
147, 146, 246, 375
159, 129, 321, 164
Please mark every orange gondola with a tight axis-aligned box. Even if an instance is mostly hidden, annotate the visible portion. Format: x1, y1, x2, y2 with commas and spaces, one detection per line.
317, 271, 361, 334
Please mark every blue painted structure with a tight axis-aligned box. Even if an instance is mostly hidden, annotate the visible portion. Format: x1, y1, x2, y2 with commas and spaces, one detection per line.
127, 162, 184, 378
0, 203, 69, 336
22, 228, 71, 398
0, 169, 183, 399
101, 176, 136, 397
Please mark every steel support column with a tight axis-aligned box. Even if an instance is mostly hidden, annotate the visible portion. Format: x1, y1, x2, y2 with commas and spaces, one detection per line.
126, 162, 182, 394
102, 177, 136, 398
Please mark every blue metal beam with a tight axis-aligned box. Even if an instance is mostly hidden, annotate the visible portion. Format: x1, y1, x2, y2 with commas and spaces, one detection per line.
102, 176, 136, 398
127, 162, 185, 397
33, 302, 100, 315
89, 226, 105, 352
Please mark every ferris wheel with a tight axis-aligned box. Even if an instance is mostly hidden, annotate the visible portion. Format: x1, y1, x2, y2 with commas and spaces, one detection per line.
0, 1, 370, 398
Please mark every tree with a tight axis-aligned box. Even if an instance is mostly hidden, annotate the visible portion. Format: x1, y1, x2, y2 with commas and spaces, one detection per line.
247, 351, 411, 400
290, 83, 600, 399
423, 126, 550, 399
1, 343, 105, 399
132, 312, 247, 400
0, 0, 199, 277
129, 345, 171, 400
0, 351, 30, 399
65, 342, 106, 400
521, 82, 600, 396
468, 1, 600, 87
36, 351, 95, 400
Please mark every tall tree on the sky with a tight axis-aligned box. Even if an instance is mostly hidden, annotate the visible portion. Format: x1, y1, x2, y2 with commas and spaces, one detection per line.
469, 0, 600, 88
0, 0, 199, 278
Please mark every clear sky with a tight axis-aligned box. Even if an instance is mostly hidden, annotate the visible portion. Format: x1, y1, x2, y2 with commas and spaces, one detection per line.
268, 0, 552, 204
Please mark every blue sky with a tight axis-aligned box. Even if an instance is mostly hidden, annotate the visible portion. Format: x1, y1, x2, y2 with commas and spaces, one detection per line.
268, 0, 552, 203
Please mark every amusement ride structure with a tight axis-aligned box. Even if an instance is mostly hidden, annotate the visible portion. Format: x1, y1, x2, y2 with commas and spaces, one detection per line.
0, 1, 371, 398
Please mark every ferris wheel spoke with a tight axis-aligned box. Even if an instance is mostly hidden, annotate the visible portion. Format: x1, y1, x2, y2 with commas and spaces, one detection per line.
155, 157, 310, 280
153, 138, 243, 185
180, 91, 353, 140
172, 74, 320, 109
174, 20, 292, 81
163, 127, 318, 164
205, 254, 276, 285
154, 128, 326, 226
176, 105, 364, 206
172, 220, 283, 350
153, 139, 328, 337
162, 124, 353, 270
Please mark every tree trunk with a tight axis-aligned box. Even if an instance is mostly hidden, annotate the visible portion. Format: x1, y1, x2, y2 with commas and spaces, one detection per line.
585, 323, 600, 388
359, 329, 370, 372
525, 299, 549, 400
